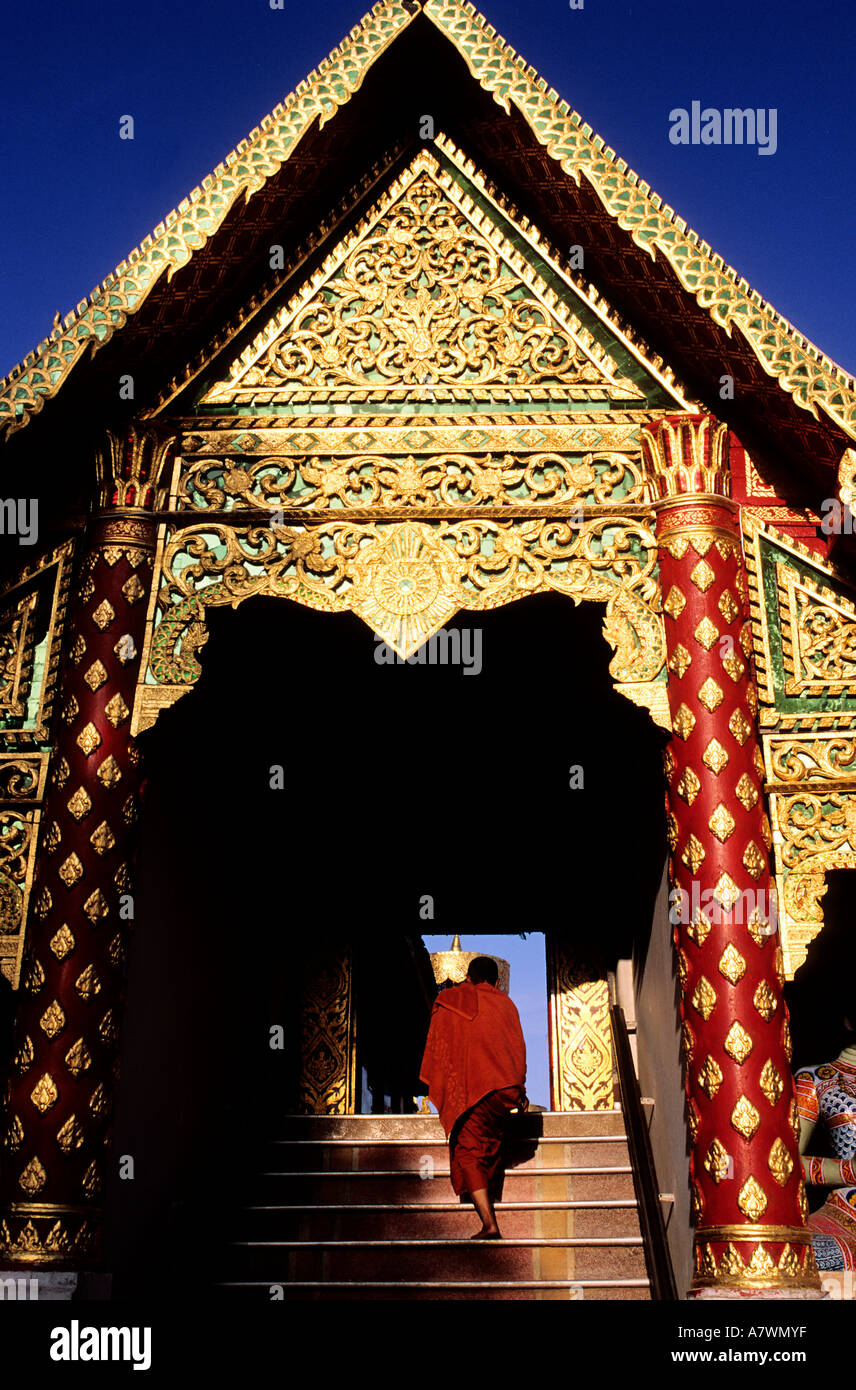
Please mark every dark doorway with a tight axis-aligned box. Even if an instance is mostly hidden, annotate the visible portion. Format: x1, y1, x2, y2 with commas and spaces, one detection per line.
105, 589, 667, 1293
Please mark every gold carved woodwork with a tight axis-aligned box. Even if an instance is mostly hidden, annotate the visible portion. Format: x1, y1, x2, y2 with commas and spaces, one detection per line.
0, 542, 74, 747
298, 944, 355, 1115
776, 563, 856, 698
741, 516, 856, 977
0, 807, 42, 988
547, 935, 613, 1110
201, 151, 645, 409
134, 512, 668, 734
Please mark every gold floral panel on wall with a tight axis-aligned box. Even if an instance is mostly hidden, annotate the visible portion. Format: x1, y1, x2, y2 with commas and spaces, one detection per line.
133, 513, 669, 734
0, 542, 74, 747
199, 150, 649, 411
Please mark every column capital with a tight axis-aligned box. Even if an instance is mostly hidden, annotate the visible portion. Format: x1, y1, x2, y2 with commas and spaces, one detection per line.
95, 425, 174, 510
642, 413, 731, 503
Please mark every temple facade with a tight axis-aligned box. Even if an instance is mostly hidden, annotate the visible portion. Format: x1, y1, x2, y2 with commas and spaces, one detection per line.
1, 1, 855, 1300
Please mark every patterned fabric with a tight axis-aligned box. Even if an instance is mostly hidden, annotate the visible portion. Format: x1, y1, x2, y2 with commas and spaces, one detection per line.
797, 1058, 856, 1270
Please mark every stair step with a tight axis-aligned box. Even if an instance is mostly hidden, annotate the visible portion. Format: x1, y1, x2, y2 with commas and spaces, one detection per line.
223, 1239, 648, 1281
214, 1109, 653, 1298
216, 1278, 651, 1301
275, 1111, 631, 1140
236, 1200, 641, 1239
250, 1170, 636, 1204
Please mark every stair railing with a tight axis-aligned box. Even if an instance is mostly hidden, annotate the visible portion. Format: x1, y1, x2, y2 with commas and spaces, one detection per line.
609, 1004, 678, 1301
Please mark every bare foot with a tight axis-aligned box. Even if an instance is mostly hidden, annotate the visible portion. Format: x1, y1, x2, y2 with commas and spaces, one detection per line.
471, 1227, 502, 1240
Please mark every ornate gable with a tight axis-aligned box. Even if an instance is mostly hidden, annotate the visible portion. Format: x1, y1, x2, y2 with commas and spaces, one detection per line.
196, 148, 676, 414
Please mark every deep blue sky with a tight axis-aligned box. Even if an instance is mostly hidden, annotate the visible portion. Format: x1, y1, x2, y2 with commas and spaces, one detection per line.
1, 0, 854, 380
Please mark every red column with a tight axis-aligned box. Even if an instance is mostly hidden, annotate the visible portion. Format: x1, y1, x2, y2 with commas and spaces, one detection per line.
0, 492, 156, 1265
642, 415, 819, 1295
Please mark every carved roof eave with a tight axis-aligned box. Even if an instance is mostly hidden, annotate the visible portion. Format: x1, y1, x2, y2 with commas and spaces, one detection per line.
0, 0, 853, 460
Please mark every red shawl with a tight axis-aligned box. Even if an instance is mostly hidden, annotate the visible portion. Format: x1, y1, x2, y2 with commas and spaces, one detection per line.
419, 981, 527, 1136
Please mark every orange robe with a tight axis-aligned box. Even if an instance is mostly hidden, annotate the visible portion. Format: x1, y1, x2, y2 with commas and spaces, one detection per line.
420, 980, 527, 1196
420, 979, 527, 1126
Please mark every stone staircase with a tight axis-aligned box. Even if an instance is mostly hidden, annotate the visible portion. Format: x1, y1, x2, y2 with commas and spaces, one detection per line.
215, 1110, 652, 1299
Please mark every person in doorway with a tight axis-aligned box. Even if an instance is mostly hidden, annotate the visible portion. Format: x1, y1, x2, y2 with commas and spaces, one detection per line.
419, 955, 527, 1238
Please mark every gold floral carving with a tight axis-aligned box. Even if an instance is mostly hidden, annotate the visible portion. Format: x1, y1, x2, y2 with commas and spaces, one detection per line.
737, 1176, 768, 1220
203, 154, 643, 407
723, 1021, 753, 1064
29, 1073, 58, 1113
298, 944, 355, 1115
137, 511, 666, 732
703, 739, 729, 775
697, 1055, 723, 1100
731, 1096, 761, 1141
777, 563, 856, 697
703, 1138, 730, 1183
768, 1138, 794, 1187
18, 1157, 47, 1195
758, 1061, 784, 1108
691, 976, 717, 1021
548, 938, 613, 1110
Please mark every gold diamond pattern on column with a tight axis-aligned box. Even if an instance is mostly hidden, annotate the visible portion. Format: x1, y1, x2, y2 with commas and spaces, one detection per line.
691, 976, 717, 1021
82, 890, 109, 924
717, 943, 746, 985
728, 709, 752, 745
709, 804, 736, 842
89, 823, 116, 857
712, 872, 740, 910
83, 661, 109, 692
718, 589, 740, 623
96, 756, 122, 789
56, 1115, 85, 1154
734, 773, 758, 810
58, 854, 84, 889
76, 724, 101, 756
703, 1138, 731, 1182
74, 965, 102, 1001
676, 768, 701, 805
698, 677, 724, 712
49, 925, 75, 960
731, 1095, 761, 1140
737, 1176, 768, 1220
768, 1138, 794, 1187
721, 651, 746, 682
91, 600, 115, 631
743, 841, 765, 880
690, 559, 716, 592
669, 643, 692, 677
121, 574, 146, 605
64, 1038, 92, 1078
681, 834, 706, 873
673, 703, 696, 740
697, 1054, 724, 1099
38, 1001, 66, 1039
686, 908, 711, 947
19, 1157, 47, 1195
67, 788, 93, 821
759, 1060, 784, 1107
702, 738, 729, 775
103, 694, 130, 728
29, 1074, 58, 1112
723, 1020, 753, 1063
663, 585, 687, 618
694, 616, 720, 650
753, 980, 778, 1022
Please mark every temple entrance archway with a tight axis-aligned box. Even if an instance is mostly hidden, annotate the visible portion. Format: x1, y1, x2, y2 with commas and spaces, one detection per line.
102, 586, 667, 1279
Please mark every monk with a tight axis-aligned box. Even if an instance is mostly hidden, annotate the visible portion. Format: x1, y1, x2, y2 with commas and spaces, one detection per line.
419, 956, 527, 1238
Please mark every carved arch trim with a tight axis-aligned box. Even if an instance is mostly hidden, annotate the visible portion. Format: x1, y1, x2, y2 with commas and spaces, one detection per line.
132, 511, 668, 735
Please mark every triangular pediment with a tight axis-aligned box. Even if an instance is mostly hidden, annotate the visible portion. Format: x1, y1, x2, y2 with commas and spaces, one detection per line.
196, 147, 681, 414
